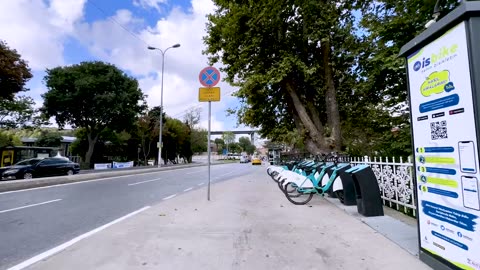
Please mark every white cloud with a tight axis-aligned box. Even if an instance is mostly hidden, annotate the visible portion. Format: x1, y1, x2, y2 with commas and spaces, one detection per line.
2, 0, 244, 133
74, 0, 240, 129
133, 0, 167, 12
0, 0, 87, 70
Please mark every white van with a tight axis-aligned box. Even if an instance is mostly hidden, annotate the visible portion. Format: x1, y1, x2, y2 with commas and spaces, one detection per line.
240, 155, 249, 163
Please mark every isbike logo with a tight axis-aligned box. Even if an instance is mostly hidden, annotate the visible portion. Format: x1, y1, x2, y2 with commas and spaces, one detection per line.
412, 44, 459, 72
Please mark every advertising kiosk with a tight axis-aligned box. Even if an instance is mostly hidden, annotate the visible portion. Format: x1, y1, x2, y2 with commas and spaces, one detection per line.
399, 2, 480, 269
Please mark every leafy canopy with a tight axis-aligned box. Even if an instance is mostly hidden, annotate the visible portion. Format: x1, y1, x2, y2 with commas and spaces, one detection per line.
41, 61, 146, 134
0, 41, 32, 101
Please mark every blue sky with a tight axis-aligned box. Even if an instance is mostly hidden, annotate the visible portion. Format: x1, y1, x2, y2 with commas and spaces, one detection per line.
0, 0, 253, 140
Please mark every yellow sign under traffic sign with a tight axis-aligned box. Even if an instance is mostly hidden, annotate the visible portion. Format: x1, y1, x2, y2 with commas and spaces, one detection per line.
199, 87, 221, 102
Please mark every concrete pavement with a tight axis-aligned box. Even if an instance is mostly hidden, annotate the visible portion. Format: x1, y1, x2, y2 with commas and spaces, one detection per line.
23, 167, 432, 270
0, 163, 254, 270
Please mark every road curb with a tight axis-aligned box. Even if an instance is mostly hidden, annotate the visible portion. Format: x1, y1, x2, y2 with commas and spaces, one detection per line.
0, 162, 227, 193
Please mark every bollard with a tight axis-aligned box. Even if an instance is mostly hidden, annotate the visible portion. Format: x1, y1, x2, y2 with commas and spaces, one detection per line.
350, 165, 384, 217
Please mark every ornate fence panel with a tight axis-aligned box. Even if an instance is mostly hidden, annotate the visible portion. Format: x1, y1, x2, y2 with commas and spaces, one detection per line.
350, 156, 416, 217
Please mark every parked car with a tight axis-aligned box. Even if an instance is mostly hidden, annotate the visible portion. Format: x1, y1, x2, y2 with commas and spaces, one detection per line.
1, 157, 80, 180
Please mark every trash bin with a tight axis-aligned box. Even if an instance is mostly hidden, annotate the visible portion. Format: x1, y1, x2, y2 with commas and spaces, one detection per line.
351, 165, 384, 217
326, 163, 351, 198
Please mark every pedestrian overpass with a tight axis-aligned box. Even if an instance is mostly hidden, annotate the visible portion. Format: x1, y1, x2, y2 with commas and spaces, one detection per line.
210, 130, 259, 145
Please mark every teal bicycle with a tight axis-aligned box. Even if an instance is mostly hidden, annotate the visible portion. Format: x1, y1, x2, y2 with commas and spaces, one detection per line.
283, 155, 350, 205
278, 161, 332, 193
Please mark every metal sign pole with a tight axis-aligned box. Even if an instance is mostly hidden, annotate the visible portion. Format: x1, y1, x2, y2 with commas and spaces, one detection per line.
198, 66, 220, 202
207, 100, 211, 201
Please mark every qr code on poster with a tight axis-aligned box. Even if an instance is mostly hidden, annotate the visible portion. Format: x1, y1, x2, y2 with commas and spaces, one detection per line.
430, 120, 448, 140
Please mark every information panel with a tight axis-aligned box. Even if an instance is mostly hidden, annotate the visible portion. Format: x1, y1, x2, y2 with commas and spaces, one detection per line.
407, 21, 480, 269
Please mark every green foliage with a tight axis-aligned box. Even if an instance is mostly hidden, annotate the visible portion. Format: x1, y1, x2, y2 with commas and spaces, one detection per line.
0, 96, 35, 128
238, 136, 256, 154
227, 142, 240, 154
203, 0, 462, 158
0, 41, 33, 101
35, 131, 63, 148
41, 61, 146, 166
136, 112, 157, 164
214, 138, 224, 152
162, 117, 191, 164
191, 129, 207, 154
0, 130, 22, 148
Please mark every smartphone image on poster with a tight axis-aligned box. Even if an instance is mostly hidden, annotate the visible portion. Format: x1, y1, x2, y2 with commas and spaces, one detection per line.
458, 141, 477, 174
461, 176, 480, 211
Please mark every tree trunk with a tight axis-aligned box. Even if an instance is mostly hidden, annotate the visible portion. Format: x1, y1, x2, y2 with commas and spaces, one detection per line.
306, 101, 324, 134
85, 133, 99, 168
285, 81, 326, 153
322, 39, 342, 151
142, 137, 151, 165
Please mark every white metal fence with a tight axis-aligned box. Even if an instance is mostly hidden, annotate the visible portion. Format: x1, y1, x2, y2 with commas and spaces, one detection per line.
350, 156, 416, 216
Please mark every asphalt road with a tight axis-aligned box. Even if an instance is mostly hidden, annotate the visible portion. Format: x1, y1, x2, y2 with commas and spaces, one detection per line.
0, 163, 261, 270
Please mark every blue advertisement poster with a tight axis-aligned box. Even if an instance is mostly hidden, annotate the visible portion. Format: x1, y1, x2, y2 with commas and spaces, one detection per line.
407, 21, 480, 270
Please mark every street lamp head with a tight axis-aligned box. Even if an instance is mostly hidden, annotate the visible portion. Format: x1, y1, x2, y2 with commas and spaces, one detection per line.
172, 44, 181, 48
147, 46, 157, 50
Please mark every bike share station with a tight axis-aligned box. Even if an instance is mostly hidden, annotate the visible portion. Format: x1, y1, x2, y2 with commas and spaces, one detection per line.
399, 1, 480, 269
268, 154, 385, 217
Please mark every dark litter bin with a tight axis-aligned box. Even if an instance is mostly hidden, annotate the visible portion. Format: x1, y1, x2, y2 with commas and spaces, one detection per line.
326, 163, 351, 198
350, 165, 384, 217
335, 166, 358, 206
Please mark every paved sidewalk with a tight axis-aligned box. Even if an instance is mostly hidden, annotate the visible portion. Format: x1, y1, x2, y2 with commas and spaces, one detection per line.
27, 168, 431, 270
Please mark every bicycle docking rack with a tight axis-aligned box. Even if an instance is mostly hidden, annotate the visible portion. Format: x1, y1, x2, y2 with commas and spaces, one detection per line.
326, 163, 351, 198
349, 165, 384, 217
336, 167, 358, 206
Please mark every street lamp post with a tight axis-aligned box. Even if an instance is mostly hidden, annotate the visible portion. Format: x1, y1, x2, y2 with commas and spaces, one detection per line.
148, 43, 181, 167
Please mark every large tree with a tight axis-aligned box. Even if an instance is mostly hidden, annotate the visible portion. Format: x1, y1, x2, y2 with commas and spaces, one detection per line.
349, 0, 461, 157
162, 117, 190, 164
204, 0, 358, 154
136, 112, 156, 165
41, 61, 146, 167
0, 41, 32, 101
183, 107, 202, 128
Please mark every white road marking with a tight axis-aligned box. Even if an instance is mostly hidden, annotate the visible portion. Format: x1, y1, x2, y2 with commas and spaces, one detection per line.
0, 165, 217, 196
7, 206, 150, 270
183, 187, 193, 192
127, 178, 162, 186
0, 199, 62, 214
198, 183, 204, 186
163, 194, 177, 200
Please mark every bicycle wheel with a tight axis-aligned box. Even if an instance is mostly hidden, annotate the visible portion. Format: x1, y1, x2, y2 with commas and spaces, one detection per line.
278, 178, 285, 191
278, 179, 294, 193
281, 180, 298, 194
335, 190, 345, 204
283, 183, 314, 205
